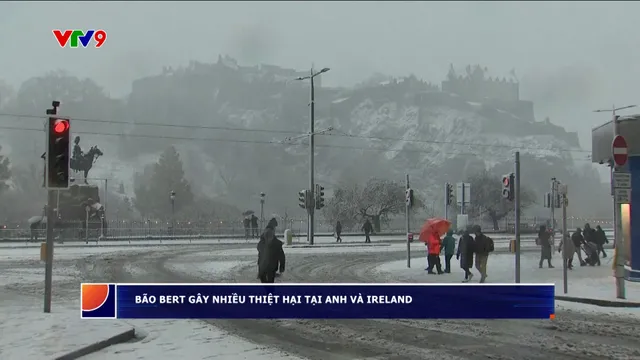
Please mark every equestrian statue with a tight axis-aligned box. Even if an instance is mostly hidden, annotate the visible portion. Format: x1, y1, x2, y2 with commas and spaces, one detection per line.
70, 136, 103, 183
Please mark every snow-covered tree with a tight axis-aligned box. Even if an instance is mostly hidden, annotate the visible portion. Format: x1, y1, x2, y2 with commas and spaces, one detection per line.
323, 178, 420, 232
133, 146, 193, 219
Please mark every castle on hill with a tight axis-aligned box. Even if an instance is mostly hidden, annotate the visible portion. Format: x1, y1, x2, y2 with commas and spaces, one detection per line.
441, 64, 519, 102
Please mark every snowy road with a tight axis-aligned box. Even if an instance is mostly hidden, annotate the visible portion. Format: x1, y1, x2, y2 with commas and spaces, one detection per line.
68, 245, 640, 360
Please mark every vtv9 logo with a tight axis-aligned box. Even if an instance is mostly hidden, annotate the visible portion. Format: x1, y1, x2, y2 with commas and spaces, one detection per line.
53, 29, 107, 48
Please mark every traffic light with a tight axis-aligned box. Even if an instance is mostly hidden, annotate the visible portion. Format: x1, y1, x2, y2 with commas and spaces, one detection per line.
405, 188, 414, 207
445, 183, 454, 205
502, 173, 514, 201
544, 192, 552, 208
298, 190, 307, 209
315, 184, 325, 210
46, 117, 71, 189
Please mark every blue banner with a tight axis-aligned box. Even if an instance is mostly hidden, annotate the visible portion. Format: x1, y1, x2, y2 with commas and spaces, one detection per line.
111, 284, 555, 320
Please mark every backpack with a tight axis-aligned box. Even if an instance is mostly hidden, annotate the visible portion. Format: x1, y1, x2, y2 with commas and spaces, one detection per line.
486, 236, 495, 253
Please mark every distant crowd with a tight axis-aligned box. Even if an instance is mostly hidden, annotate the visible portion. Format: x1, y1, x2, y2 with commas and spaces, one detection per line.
540, 223, 609, 269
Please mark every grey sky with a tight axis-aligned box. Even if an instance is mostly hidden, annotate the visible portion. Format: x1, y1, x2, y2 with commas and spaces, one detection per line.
1, 1, 639, 149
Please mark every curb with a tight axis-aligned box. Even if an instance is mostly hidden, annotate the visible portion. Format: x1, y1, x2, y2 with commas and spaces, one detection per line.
289, 243, 391, 248
555, 295, 640, 308
54, 328, 136, 360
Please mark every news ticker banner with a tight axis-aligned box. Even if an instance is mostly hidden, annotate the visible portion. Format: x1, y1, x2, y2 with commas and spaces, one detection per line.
81, 283, 555, 320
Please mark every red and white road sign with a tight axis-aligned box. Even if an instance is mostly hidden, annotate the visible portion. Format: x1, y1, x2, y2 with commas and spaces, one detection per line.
612, 135, 628, 167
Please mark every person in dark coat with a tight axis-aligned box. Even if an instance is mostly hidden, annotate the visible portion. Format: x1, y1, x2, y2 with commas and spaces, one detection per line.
571, 228, 587, 266
267, 217, 278, 230
473, 226, 492, 283
456, 230, 475, 282
250, 215, 259, 238
361, 219, 373, 243
257, 227, 286, 283
243, 217, 250, 240
537, 225, 554, 268
583, 223, 596, 245
595, 225, 608, 258
335, 221, 343, 243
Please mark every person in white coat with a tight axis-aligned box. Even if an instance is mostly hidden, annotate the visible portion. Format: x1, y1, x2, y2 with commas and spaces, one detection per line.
558, 233, 575, 270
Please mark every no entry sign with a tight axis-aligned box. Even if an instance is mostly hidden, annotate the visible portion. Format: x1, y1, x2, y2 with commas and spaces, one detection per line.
612, 135, 628, 167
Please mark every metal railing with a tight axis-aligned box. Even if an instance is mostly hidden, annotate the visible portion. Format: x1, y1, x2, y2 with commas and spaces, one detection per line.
0, 226, 613, 243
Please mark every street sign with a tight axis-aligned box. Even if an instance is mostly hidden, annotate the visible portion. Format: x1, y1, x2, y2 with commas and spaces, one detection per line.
456, 182, 471, 205
614, 188, 631, 204
613, 172, 632, 189
612, 135, 628, 167
557, 184, 568, 195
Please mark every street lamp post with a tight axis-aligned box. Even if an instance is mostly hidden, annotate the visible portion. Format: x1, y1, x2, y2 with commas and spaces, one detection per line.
260, 192, 266, 230
170, 190, 176, 240
295, 66, 330, 246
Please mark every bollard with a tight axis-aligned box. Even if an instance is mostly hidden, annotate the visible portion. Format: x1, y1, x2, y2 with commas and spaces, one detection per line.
40, 242, 47, 261
284, 229, 293, 246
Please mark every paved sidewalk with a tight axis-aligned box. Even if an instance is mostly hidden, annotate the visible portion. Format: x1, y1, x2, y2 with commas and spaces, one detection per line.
375, 252, 640, 309
0, 294, 135, 360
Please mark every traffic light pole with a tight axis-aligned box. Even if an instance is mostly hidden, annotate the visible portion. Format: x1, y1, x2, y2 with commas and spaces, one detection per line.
308, 70, 316, 246
561, 188, 568, 294
550, 178, 556, 244
44, 102, 60, 313
405, 174, 411, 268
514, 151, 521, 284
444, 183, 449, 221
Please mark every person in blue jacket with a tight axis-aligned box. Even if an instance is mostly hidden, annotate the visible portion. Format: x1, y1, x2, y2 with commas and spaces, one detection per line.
441, 229, 456, 273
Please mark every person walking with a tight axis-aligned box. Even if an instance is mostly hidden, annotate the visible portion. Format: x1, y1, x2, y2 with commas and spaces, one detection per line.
362, 219, 373, 243
595, 225, 608, 258
335, 221, 343, 243
473, 226, 493, 283
441, 229, 456, 273
426, 231, 444, 274
243, 217, 250, 240
537, 225, 554, 268
571, 227, 587, 266
456, 230, 475, 282
558, 232, 575, 270
267, 217, 278, 230
250, 215, 259, 238
256, 227, 286, 283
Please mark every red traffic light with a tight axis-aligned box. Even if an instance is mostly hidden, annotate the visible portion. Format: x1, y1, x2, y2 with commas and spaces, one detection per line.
502, 177, 510, 186
53, 119, 69, 134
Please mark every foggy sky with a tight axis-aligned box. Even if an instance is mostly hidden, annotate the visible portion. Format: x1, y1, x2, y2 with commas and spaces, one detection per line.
1, 1, 639, 152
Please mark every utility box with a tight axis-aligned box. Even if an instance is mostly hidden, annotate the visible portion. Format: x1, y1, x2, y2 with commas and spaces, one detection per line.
456, 214, 469, 232
284, 229, 293, 246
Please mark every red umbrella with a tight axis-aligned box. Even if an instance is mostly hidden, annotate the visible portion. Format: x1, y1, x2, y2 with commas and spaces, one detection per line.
419, 218, 451, 243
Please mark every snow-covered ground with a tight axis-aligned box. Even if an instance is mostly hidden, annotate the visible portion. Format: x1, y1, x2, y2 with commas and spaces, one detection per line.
375, 252, 640, 317
0, 295, 133, 360
0, 245, 307, 360
83, 319, 306, 360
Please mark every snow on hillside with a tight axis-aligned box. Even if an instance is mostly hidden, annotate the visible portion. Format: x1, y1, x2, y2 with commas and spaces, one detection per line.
347, 101, 575, 170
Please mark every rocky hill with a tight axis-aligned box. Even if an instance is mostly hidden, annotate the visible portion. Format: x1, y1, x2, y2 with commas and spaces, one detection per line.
0, 57, 610, 218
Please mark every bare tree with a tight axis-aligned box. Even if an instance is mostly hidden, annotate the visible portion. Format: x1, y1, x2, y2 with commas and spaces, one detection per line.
461, 170, 535, 230
323, 178, 413, 232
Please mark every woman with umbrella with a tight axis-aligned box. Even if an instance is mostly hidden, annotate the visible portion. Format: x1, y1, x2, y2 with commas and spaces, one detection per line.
420, 218, 449, 275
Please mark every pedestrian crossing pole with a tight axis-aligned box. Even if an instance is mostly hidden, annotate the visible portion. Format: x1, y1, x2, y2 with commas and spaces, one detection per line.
405, 174, 411, 269
514, 151, 521, 283
560, 185, 568, 294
